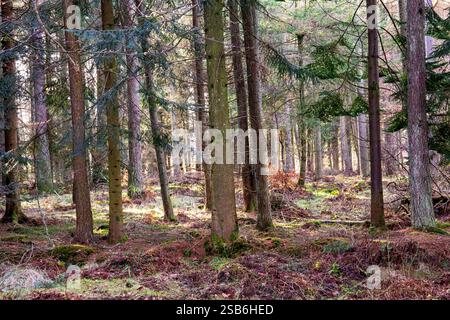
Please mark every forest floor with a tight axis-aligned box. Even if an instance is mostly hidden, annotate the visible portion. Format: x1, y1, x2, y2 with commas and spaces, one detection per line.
0, 172, 449, 300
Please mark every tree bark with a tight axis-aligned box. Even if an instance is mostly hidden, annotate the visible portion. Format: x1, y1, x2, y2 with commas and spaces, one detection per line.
357, 114, 370, 177
340, 116, 353, 176
406, 0, 435, 228
313, 123, 322, 180
241, 0, 272, 231
101, 0, 124, 243
31, 0, 53, 193
367, 0, 385, 228
330, 118, 340, 173
283, 107, 294, 173
136, 0, 175, 221
1, 0, 27, 223
92, 64, 108, 185
296, 33, 307, 186
120, 0, 144, 199
355, 30, 370, 178
204, 0, 238, 240
228, 0, 256, 211
63, 0, 93, 241
192, 0, 213, 210
384, 121, 397, 176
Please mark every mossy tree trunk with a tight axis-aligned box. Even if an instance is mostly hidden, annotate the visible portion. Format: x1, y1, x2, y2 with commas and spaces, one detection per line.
204, 0, 238, 240
101, 0, 124, 243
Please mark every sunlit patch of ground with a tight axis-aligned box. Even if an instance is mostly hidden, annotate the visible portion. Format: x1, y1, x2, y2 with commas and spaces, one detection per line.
0, 172, 449, 300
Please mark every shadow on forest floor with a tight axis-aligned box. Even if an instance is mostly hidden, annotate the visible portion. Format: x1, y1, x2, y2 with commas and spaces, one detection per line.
0, 172, 449, 300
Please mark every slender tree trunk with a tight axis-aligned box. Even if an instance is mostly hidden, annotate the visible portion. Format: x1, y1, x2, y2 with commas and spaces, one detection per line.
204, 0, 238, 240
357, 114, 370, 177
192, 0, 213, 210
330, 119, 340, 172
101, 0, 124, 243
384, 122, 397, 176
353, 0, 370, 179
367, 0, 385, 227
241, 0, 272, 231
228, 0, 256, 211
296, 33, 307, 186
340, 116, 353, 176
171, 110, 181, 176
120, 0, 144, 199
307, 131, 314, 173
1, 0, 26, 223
63, 0, 93, 241
284, 107, 294, 173
313, 123, 322, 180
92, 64, 108, 184
31, 0, 53, 193
136, 0, 175, 221
407, 0, 435, 228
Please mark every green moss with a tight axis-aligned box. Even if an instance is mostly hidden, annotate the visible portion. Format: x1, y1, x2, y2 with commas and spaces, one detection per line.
50, 244, 95, 265
313, 238, 352, 254
436, 221, 450, 229
205, 235, 252, 258
0, 234, 32, 244
209, 257, 230, 271
424, 226, 449, 235
323, 240, 352, 254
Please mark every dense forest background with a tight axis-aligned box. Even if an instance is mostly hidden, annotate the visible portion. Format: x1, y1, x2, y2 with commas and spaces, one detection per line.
0, 0, 449, 300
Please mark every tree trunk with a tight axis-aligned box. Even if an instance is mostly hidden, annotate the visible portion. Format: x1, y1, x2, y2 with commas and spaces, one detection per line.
296, 33, 307, 186
136, 1, 175, 221
406, 0, 435, 228
31, 0, 53, 193
357, 114, 370, 177
283, 107, 294, 173
228, 0, 256, 211
330, 119, 340, 173
1, 0, 27, 223
340, 116, 353, 176
92, 64, 108, 185
307, 131, 314, 174
241, 0, 272, 231
204, 0, 238, 240
384, 122, 397, 176
192, 0, 213, 210
171, 110, 181, 176
314, 123, 322, 180
101, 0, 124, 243
63, 0, 93, 241
120, 0, 144, 199
367, 0, 385, 228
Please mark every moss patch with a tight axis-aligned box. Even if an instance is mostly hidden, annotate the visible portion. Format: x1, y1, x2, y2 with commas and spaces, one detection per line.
50, 244, 95, 265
